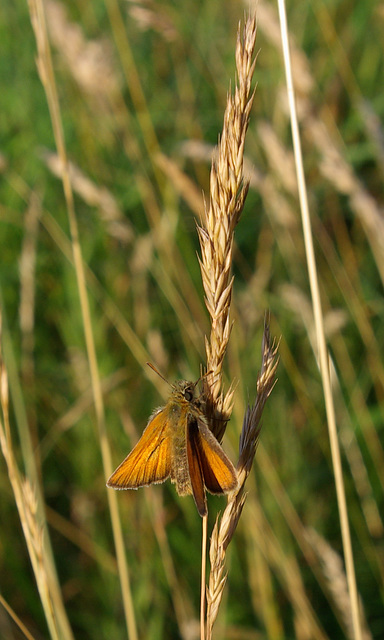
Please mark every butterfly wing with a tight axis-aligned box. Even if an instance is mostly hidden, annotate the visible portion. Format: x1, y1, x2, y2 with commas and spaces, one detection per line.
186, 418, 207, 517
190, 416, 238, 495
107, 409, 171, 489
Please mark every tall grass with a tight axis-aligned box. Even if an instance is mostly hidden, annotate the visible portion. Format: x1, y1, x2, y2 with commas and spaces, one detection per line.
0, 0, 383, 639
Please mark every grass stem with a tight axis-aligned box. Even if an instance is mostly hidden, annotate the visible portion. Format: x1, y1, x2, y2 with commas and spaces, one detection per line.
277, 2, 363, 639
201, 515, 208, 640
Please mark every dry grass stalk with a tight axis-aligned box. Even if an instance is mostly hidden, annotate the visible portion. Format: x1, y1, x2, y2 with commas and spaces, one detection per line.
0, 314, 68, 640
19, 193, 40, 383
128, 0, 178, 42
28, 2, 138, 638
196, 14, 280, 637
0, 592, 36, 640
45, 0, 121, 104
307, 529, 373, 640
206, 321, 279, 639
41, 150, 133, 244
197, 14, 257, 438
277, 2, 364, 638
307, 117, 384, 288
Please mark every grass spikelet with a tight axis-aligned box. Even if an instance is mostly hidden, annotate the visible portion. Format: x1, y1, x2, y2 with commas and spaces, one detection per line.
196, 15, 280, 637
237, 319, 279, 483
195, 17, 280, 638
198, 13, 258, 437
206, 319, 279, 639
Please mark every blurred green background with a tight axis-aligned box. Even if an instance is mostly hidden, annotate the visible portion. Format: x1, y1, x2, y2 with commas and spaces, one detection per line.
0, 0, 383, 638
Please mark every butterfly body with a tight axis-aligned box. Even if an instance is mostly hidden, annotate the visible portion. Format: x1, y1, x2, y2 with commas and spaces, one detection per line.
166, 384, 193, 496
107, 379, 238, 516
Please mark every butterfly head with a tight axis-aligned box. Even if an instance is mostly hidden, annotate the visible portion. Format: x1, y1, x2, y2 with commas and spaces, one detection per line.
171, 379, 197, 404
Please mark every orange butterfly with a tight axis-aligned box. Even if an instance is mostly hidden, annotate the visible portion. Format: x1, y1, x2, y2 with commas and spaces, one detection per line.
107, 367, 238, 517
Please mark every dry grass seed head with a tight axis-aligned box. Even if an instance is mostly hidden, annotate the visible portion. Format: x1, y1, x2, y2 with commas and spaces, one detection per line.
198, 17, 258, 439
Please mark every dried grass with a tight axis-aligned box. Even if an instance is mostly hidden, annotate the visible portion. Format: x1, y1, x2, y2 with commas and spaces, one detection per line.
46, 0, 121, 104
2, 0, 379, 636
27, 1, 138, 638
195, 15, 280, 638
206, 321, 278, 639
0, 314, 72, 640
198, 14, 258, 439
41, 150, 133, 244
277, 1, 365, 637
307, 529, 373, 640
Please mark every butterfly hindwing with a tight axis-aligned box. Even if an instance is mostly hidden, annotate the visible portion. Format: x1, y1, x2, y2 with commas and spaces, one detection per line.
193, 417, 238, 495
186, 419, 207, 517
107, 409, 171, 489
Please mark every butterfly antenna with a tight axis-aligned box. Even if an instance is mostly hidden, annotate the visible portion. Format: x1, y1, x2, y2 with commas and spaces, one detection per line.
195, 369, 213, 388
146, 362, 172, 387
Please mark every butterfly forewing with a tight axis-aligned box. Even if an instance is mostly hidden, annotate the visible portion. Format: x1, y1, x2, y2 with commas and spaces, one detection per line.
107, 410, 171, 489
193, 417, 238, 495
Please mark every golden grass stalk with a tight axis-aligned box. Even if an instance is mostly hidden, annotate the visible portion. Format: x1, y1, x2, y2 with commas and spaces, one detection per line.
19, 193, 40, 385
197, 14, 257, 440
0, 313, 66, 640
206, 321, 279, 640
277, 1, 363, 639
27, 1, 137, 638
45, 0, 121, 104
307, 529, 373, 640
41, 150, 133, 245
0, 592, 36, 640
196, 14, 280, 638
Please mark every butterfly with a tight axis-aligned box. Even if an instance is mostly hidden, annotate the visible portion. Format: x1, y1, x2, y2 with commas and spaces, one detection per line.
107, 367, 238, 516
